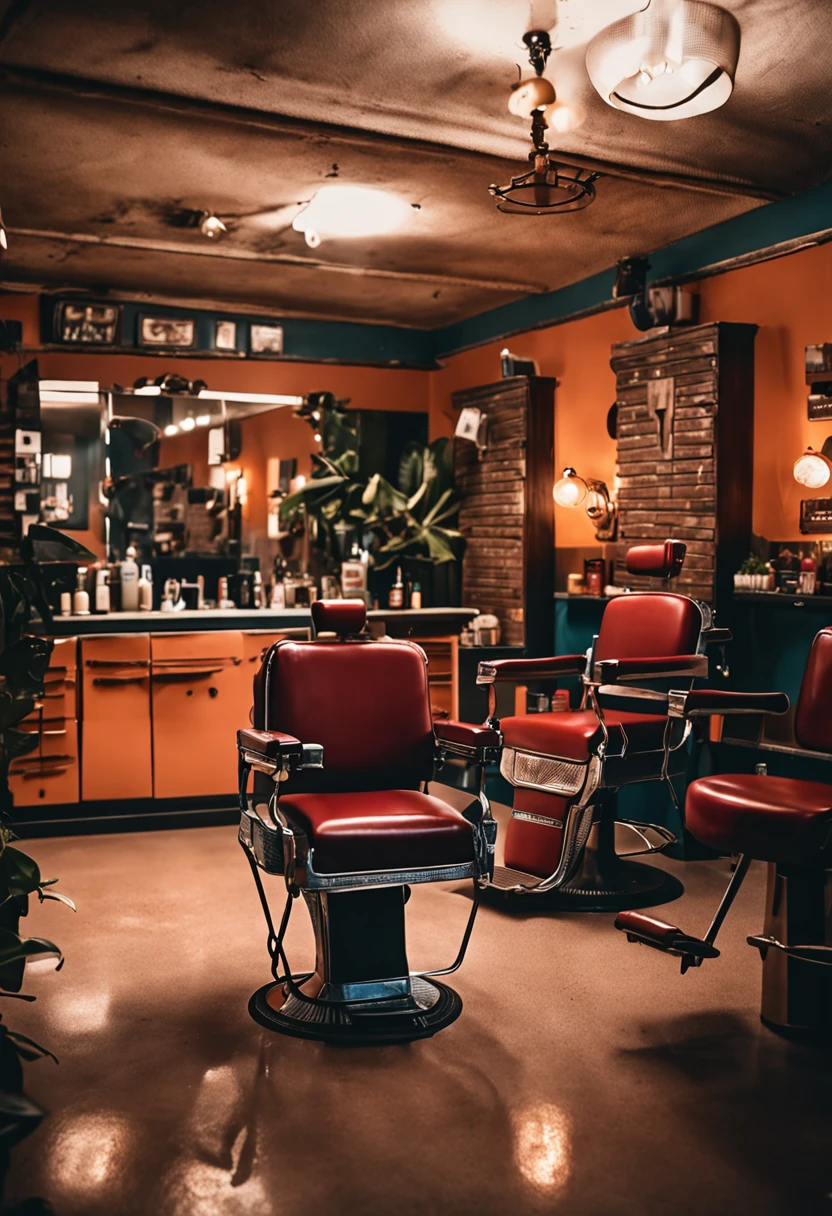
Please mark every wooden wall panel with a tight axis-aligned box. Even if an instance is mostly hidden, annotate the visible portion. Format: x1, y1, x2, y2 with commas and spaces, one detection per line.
610, 322, 756, 605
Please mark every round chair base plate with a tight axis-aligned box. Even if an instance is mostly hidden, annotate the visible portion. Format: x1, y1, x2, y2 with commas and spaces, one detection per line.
248, 974, 463, 1044
487, 860, 684, 912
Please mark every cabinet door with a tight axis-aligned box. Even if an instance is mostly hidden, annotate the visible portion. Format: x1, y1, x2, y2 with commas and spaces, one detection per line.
151, 631, 248, 799
9, 719, 79, 807
81, 635, 152, 801
40, 636, 78, 720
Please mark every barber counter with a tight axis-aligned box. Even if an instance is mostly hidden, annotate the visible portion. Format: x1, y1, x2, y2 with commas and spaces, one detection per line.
15, 607, 476, 835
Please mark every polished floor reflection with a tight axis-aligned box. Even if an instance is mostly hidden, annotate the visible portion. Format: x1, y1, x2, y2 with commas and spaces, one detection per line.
6, 807, 832, 1215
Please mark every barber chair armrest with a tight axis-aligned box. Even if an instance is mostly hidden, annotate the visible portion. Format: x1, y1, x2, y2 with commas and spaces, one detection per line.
668, 689, 790, 718
701, 627, 733, 645
238, 728, 303, 761
237, 729, 324, 785
477, 654, 586, 685
434, 719, 503, 767
593, 654, 708, 684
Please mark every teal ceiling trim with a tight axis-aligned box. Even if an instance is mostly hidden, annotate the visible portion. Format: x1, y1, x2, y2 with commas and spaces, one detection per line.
431, 178, 832, 359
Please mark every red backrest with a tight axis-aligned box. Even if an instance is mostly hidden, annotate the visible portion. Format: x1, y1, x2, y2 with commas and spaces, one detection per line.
253, 637, 435, 792
595, 593, 702, 661
626, 540, 686, 579
795, 628, 832, 753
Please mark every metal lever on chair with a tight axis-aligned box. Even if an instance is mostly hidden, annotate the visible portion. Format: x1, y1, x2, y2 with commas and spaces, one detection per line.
616, 855, 751, 974
747, 935, 832, 967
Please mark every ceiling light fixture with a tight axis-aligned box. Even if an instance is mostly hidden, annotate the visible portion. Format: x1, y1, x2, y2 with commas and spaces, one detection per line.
200, 213, 227, 239
586, 0, 740, 121
291, 185, 414, 249
553, 467, 617, 539
491, 30, 599, 215
0, 207, 7, 252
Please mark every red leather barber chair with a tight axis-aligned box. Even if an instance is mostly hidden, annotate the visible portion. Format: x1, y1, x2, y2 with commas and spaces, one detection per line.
478, 540, 729, 910
237, 600, 499, 1044
616, 628, 832, 1035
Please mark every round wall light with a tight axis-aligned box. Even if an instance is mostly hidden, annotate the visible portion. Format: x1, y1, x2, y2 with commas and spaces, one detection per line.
586, 0, 740, 121
553, 467, 588, 507
793, 446, 832, 490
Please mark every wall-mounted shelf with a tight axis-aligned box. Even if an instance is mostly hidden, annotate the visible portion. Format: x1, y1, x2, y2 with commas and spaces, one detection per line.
733, 590, 832, 609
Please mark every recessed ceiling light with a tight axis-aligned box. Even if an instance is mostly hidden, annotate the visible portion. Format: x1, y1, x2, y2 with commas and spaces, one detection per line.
291, 186, 414, 248
586, 0, 740, 121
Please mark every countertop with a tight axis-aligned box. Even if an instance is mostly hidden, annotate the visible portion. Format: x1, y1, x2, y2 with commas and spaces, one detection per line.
42, 606, 479, 637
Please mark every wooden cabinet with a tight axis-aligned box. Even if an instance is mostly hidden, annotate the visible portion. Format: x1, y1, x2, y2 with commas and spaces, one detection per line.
80, 634, 152, 801
610, 322, 757, 605
9, 636, 79, 807
453, 375, 555, 653
421, 636, 459, 721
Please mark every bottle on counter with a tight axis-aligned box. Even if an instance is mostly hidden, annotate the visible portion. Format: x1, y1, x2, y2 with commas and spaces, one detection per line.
120, 545, 140, 611
138, 565, 153, 611
60, 591, 72, 617
95, 568, 110, 614
388, 566, 404, 609
73, 567, 90, 616
107, 563, 122, 612
341, 543, 368, 598
410, 581, 422, 610
270, 579, 286, 609
253, 570, 264, 609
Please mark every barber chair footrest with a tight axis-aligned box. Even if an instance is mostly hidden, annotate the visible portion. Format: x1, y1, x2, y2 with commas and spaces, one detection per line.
248, 975, 462, 1044
615, 911, 720, 973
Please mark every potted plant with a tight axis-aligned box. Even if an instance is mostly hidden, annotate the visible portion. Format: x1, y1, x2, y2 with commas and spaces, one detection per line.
0, 524, 94, 1209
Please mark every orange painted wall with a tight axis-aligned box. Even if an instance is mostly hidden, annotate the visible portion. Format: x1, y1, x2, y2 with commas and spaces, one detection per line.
430, 240, 832, 548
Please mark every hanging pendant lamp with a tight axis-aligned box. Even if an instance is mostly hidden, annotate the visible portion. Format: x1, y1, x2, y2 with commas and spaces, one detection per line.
586, 0, 740, 121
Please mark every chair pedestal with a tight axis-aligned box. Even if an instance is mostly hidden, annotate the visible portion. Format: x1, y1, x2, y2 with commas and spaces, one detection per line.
760, 862, 832, 1034
248, 885, 462, 1044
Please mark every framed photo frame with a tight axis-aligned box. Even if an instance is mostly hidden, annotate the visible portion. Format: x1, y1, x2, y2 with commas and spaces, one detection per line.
54, 300, 121, 346
139, 315, 197, 349
214, 319, 237, 352
249, 323, 284, 356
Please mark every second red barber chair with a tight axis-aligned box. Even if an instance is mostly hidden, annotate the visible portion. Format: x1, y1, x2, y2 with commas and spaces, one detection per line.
478, 539, 729, 909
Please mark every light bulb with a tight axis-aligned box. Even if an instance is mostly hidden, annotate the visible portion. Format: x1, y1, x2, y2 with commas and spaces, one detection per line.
793, 448, 832, 489
195, 415, 211, 427
544, 98, 587, 134
179, 417, 196, 432
304, 228, 321, 249
553, 469, 587, 508
313, 432, 322, 442
200, 213, 227, 239
163, 425, 178, 437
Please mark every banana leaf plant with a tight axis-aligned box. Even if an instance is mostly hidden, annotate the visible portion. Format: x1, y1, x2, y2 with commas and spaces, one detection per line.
0, 524, 94, 1191
279, 402, 462, 573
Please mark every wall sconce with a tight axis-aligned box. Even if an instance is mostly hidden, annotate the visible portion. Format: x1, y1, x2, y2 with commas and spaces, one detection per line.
553, 467, 617, 539
793, 438, 832, 489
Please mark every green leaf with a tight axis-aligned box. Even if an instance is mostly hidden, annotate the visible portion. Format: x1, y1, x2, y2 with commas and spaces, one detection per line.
0, 1090, 45, 1120
38, 890, 76, 912
397, 441, 424, 498
425, 530, 456, 563
20, 524, 97, 565
0, 929, 63, 971
6, 1029, 58, 1064
0, 847, 41, 899
0, 729, 39, 759
422, 487, 454, 528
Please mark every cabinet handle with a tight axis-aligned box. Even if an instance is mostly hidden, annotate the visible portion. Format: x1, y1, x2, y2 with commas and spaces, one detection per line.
92, 675, 150, 686
13, 754, 74, 768
86, 659, 150, 668
152, 657, 241, 668
151, 668, 224, 681
21, 765, 72, 781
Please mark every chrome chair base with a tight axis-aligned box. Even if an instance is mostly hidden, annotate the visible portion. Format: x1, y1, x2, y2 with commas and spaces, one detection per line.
759, 862, 832, 1034
249, 975, 463, 1044
489, 815, 684, 911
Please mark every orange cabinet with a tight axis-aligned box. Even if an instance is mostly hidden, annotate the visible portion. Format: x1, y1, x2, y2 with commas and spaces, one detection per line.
150, 631, 252, 799
80, 634, 152, 801
9, 636, 80, 808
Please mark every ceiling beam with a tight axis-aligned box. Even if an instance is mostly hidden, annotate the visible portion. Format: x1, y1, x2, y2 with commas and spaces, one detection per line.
5, 226, 547, 294
0, 64, 785, 204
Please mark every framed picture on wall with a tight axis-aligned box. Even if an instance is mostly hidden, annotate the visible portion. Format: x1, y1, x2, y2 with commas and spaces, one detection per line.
139, 315, 197, 348
249, 323, 284, 355
214, 319, 237, 351
55, 301, 121, 345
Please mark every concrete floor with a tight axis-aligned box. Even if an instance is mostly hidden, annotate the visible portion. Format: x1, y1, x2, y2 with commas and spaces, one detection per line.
5, 803, 832, 1216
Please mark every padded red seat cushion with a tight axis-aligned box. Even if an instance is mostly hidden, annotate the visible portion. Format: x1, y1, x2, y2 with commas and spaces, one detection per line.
686, 774, 832, 867
500, 709, 670, 761
279, 789, 475, 875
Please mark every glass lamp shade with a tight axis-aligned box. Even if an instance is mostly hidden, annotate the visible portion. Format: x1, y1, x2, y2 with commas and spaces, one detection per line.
793, 448, 832, 490
292, 186, 412, 248
508, 76, 557, 118
586, 0, 740, 121
544, 98, 587, 134
553, 469, 588, 507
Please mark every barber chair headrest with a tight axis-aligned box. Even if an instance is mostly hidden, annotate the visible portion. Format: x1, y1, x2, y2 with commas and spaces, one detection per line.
626, 540, 686, 580
311, 599, 367, 637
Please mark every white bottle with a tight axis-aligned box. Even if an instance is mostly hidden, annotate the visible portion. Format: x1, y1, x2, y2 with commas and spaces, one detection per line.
120, 545, 140, 611
95, 569, 110, 614
73, 567, 90, 616
138, 565, 153, 612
